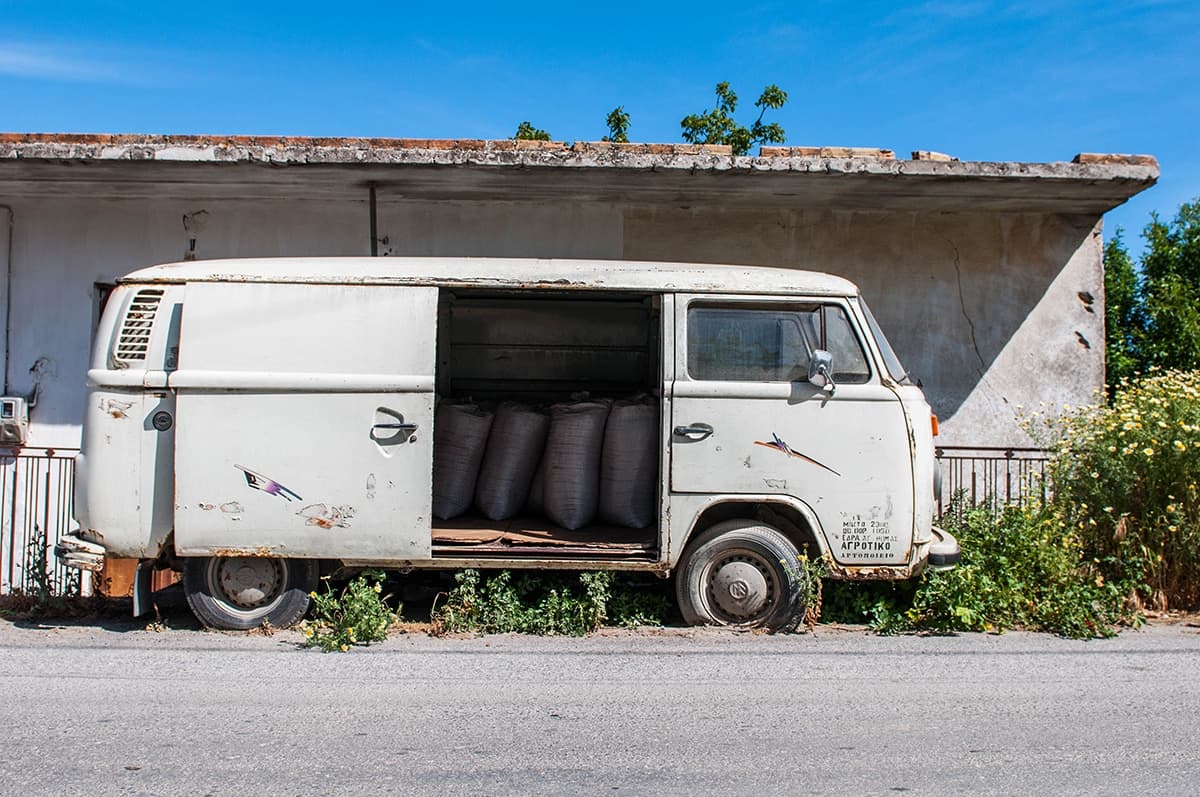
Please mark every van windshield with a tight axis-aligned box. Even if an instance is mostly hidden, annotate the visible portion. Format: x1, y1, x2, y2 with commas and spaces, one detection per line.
857, 298, 911, 385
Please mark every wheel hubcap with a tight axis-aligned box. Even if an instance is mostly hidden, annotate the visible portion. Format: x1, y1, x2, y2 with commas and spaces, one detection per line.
709, 555, 774, 621
215, 557, 283, 609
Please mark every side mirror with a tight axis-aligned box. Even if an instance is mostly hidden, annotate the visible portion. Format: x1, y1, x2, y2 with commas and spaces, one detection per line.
808, 349, 836, 394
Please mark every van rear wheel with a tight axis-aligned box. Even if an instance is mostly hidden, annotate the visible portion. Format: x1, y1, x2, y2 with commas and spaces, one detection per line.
184, 556, 317, 630
675, 519, 807, 632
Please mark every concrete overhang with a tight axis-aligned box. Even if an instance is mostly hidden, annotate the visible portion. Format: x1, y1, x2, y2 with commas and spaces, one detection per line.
0, 133, 1159, 214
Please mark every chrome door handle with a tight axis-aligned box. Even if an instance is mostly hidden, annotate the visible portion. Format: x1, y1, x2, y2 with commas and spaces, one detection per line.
372, 423, 417, 433
674, 423, 714, 440
371, 422, 418, 444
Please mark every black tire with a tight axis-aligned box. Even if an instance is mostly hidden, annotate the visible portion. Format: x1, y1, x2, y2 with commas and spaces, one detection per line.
184, 556, 318, 630
675, 519, 807, 632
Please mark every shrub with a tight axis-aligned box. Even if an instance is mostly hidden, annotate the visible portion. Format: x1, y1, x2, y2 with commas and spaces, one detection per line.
431, 570, 609, 636
822, 500, 1131, 638
1046, 369, 1200, 610
430, 570, 674, 635
302, 569, 396, 652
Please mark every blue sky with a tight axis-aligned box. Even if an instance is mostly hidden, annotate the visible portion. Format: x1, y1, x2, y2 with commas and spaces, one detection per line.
2, 1, 1196, 253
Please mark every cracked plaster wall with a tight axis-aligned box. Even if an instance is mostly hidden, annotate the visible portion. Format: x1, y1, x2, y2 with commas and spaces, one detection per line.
623, 206, 1104, 446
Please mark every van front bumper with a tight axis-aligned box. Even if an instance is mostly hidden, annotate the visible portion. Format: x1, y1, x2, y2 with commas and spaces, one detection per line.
927, 526, 962, 570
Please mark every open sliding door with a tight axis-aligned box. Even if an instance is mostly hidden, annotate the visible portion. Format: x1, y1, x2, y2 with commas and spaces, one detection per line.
172, 282, 437, 561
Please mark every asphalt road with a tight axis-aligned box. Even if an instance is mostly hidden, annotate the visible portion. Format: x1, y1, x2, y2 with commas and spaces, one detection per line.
1, 618, 1197, 796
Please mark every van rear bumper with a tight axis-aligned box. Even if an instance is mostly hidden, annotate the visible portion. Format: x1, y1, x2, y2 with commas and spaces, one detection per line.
54, 533, 107, 572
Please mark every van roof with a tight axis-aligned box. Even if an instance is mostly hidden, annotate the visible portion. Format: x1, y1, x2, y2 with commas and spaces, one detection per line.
122, 257, 860, 297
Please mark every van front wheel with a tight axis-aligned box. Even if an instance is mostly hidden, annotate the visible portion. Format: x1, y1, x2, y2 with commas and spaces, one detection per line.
184, 556, 318, 630
675, 520, 806, 631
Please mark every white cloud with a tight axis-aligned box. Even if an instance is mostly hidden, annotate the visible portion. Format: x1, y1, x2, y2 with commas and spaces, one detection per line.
0, 41, 129, 82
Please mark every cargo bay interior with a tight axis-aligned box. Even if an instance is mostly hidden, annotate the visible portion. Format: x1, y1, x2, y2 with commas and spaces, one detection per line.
429, 289, 662, 559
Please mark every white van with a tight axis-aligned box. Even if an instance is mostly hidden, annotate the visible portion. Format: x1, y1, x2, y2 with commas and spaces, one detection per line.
57, 257, 958, 631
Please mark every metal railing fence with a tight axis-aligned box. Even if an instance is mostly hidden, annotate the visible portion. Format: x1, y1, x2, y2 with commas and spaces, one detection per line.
935, 445, 1052, 516
1, 447, 84, 596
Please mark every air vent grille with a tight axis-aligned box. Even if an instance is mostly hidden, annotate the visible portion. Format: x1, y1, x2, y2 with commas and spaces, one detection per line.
114, 289, 164, 363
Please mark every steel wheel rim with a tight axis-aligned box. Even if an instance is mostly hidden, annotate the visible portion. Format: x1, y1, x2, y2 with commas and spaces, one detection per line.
206, 557, 288, 617
701, 547, 781, 625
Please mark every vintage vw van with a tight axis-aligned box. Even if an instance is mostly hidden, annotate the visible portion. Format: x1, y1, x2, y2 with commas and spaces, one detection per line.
57, 257, 957, 630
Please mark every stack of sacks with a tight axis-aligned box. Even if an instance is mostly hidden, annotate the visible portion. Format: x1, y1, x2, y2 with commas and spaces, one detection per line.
432, 395, 659, 530
541, 399, 613, 530
598, 396, 657, 528
431, 401, 493, 520
474, 402, 551, 521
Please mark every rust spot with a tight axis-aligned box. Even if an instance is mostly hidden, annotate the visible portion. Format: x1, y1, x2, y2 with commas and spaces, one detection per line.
102, 398, 133, 419
297, 503, 354, 529
827, 561, 918, 581
211, 547, 275, 558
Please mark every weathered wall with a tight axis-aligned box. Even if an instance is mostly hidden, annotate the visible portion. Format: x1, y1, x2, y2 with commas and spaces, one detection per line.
622, 207, 1104, 445
3, 192, 1101, 449
4, 196, 367, 445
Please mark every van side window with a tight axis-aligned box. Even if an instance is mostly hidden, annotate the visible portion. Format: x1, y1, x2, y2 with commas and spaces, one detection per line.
687, 303, 870, 383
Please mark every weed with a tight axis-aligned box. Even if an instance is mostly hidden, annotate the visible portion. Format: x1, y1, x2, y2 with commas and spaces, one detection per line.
608, 581, 672, 629
302, 569, 396, 652
432, 570, 624, 636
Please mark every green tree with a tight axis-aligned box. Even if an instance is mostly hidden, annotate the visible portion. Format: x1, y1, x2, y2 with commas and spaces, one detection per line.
602, 106, 630, 143
514, 121, 551, 141
1139, 200, 1200, 371
1104, 198, 1200, 383
1103, 231, 1140, 387
679, 82, 788, 155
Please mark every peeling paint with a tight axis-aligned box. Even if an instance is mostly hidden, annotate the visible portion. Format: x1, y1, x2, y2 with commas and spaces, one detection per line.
219, 501, 244, 514
764, 478, 786, 490
102, 398, 133, 419
297, 503, 354, 529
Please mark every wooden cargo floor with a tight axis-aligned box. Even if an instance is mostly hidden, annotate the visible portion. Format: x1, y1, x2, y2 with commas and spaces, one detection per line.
432, 515, 656, 557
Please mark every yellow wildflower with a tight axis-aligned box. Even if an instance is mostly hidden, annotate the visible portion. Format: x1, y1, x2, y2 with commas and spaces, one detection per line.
1175, 440, 1187, 452
340, 644, 348, 652
1143, 447, 1155, 457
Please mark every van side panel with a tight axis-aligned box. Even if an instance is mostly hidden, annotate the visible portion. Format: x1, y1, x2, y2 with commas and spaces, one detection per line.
74, 286, 182, 558
172, 282, 437, 561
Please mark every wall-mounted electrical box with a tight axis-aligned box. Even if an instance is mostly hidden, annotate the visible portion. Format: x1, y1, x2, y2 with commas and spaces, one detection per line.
0, 397, 29, 445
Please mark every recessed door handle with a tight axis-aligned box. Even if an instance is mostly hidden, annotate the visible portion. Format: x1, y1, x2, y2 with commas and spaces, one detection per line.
371, 422, 418, 445
674, 423, 714, 440
373, 422, 417, 434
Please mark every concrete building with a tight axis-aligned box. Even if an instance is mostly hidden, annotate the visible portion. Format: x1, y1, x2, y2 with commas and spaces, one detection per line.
0, 133, 1157, 451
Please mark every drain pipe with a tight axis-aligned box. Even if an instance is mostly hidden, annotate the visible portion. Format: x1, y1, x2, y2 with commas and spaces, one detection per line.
1, 204, 12, 395
368, 183, 378, 256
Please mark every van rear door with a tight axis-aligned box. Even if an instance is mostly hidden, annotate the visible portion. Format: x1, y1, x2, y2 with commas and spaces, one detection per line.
171, 282, 436, 561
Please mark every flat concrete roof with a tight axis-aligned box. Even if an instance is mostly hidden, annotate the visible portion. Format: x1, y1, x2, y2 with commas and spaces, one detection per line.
125, 256, 861, 297
0, 133, 1159, 213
